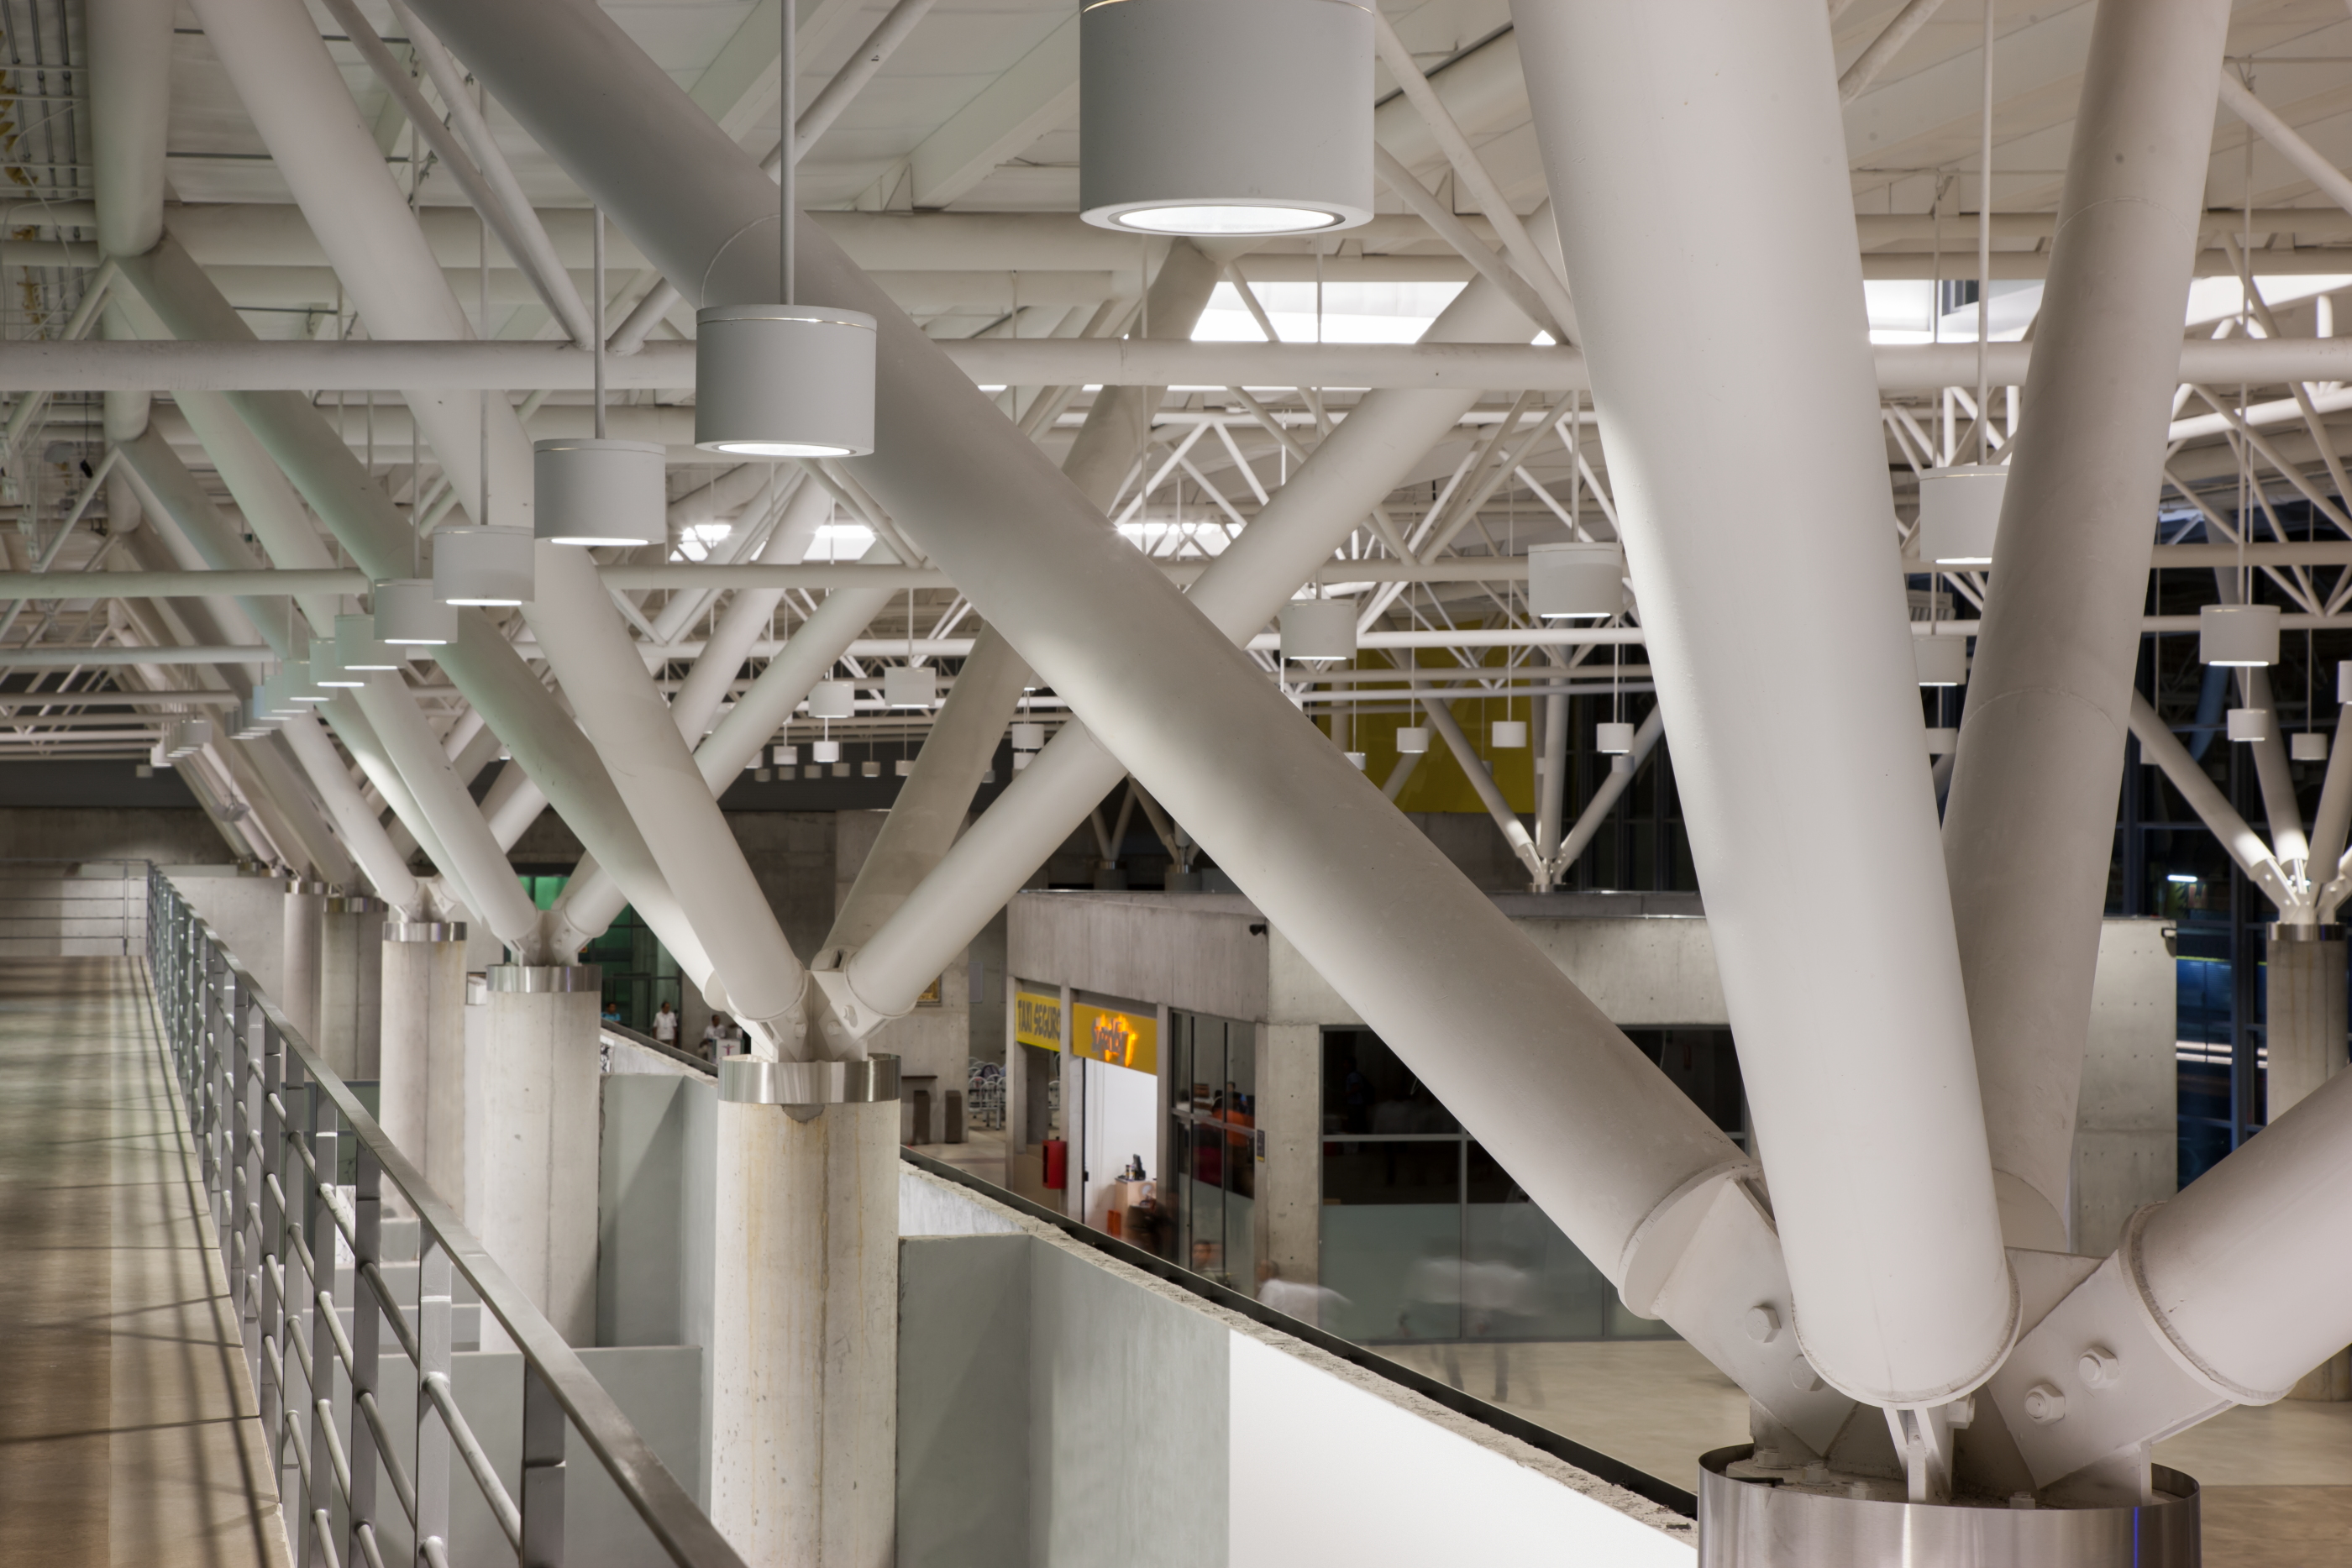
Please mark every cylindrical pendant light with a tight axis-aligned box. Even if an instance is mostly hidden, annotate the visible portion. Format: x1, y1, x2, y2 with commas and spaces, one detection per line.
771, 744, 798, 768
313, 646, 364, 691
1080, 0, 1373, 237
811, 738, 843, 764
1280, 598, 1357, 665
694, 307, 879, 457
433, 527, 535, 607
232, 699, 271, 741
808, 679, 856, 720
2199, 603, 2281, 668
884, 665, 937, 709
1345, 752, 1368, 770
264, 670, 306, 718
336, 613, 401, 674
374, 579, 457, 647
1528, 542, 1626, 621
1395, 726, 1430, 755
2292, 731, 2329, 763
1597, 721, 1636, 754
1491, 721, 1529, 749
2229, 708, 2272, 742
1916, 464, 2006, 567
1011, 721, 1045, 751
1914, 636, 1968, 687
533, 438, 666, 546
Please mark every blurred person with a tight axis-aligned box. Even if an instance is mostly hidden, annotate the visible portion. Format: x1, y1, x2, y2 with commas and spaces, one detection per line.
1257, 1261, 1349, 1329
653, 999, 679, 1050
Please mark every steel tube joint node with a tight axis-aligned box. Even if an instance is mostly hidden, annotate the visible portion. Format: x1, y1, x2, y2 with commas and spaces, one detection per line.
806, 956, 899, 1053
484, 963, 601, 994
717, 1052, 900, 1106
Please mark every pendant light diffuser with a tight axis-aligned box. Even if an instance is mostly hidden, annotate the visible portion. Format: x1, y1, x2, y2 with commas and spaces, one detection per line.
884, 665, 937, 709
1280, 598, 1357, 665
809, 680, 856, 720
533, 438, 666, 546
1079, 0, 1373, 237
1597, 721, 1636, 754
2229, 708, 2272, 742
2292, 731, 2329, 763
1917, 464, 2005, 567
1011, 721, 1045, 751
2199, 603, 2281, 668
693, 306, 878, 458
312, 647, 362, 691
811, 739, 842, 764
1492, 721, 1529, 749
336, 613, 401, 673
375, 579, 456, 647
1395, 726, 1429, 755
434, 527, 535, 607
1528, 542, 1626, 621
1914, 636, 1967, 687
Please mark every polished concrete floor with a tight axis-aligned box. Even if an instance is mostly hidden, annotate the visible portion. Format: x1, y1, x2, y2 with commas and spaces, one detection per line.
0, 957, 288, 1566
1382, 1337, 2352, 1565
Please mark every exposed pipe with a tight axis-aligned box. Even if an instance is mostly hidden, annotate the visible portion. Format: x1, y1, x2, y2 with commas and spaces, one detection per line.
1516, 0, 2013, 1409
1420, 692, 1541, 878
280, 713, 425, 915
2126, 693, 2297, 908
666, 476, 830, 737
1551, 705, 1665, 873
2239, 666, 2312, 872
1836, 0, 1947, 104
87, 0, 174, 258
1936, 0, 2233, 1254
1533, 690, 1569, 875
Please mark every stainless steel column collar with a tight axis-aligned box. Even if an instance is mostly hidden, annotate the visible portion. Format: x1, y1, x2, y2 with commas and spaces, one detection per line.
386, 920, 467, 943
719, 1052, 901, 1106
2268, 922, 2340, 944
325, 894, 385, 915
283, 878, 327, 895
483, 963, 601, 994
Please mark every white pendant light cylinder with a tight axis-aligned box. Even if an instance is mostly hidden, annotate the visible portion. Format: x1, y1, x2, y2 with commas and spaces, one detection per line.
1914, 636, 1968, 687
1926, 726, 1958, 755
2229, 708, 2272, 742
2199, 603, 2281, 668
1596, 721, 1636, 755
1916, 464, 2006, 566
1079, 0, 1374, 237
693, 307, 878, 458
808, 679, 856, 720
314, 647, 363, 691
884, 665, 937, 709
1279, 598, 1357, 665
2292, 731, 2329, 763
434, 527, 535, 607
375, 578, 457, 647
1395, 726, 1430, 755
336, 612, 402, 673
1010, 721, 1045, 751
1491, 721, 1529, 749
533, 438, 667, 546
811, 738, 842, 764
1529, 541, 1626, 621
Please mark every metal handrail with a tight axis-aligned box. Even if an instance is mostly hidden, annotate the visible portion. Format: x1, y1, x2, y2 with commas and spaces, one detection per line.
144, 867, 748, 1568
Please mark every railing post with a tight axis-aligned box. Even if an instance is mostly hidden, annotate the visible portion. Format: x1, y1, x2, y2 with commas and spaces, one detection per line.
413, 1241, 452, 1568
259, 1015, 290, 1471
230, 968, 258, 1372
302, 1069, 341, 1566
346, 1141, 382, 1568
519, 1364, 567, 1568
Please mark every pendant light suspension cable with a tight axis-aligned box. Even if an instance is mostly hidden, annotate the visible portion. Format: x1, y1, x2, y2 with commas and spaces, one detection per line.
1974, 0, 1992, 465
781, 0, 795, 308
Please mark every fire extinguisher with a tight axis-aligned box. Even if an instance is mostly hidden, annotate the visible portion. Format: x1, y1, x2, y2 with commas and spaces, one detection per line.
1042, 1137, 1068, 1191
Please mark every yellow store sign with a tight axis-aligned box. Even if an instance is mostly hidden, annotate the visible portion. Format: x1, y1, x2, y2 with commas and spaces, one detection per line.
1012, 989, 1158, 1075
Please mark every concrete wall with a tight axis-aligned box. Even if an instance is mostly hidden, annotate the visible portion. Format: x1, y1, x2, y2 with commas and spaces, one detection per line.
1010, 893, 1271, 1023
0, 805, 235, 865
836, 808, 972, 1100
896, 1168, 1696, 1567
169, 867, 286, 999
2071, 917, 2179, 1256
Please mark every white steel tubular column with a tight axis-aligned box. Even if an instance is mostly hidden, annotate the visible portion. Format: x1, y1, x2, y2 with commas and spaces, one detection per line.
1935, 0, 2232, 1251
411, 0, 1746, 1324
1513, 0, 2013, 1405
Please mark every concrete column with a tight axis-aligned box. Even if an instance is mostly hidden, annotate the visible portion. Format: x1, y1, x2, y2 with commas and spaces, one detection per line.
280, 878, 326, 1048
2267, 925, 2351, 1400
376, 920, 469, 1214
1259, 1022, 1322, 1301
1061, 981, 1084, 1222
711, 1060, 899, 1568
315, 894, 386, 1081
476, 964, 603, 1345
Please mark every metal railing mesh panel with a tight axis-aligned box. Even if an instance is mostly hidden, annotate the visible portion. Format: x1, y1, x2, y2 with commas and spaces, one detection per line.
144, 868, 748, 1568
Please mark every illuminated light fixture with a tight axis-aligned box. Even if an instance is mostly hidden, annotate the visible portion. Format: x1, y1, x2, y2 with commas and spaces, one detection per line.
1926, 726, 1958, 756
1395, 726, 1430, 755
148, 741, 173, 771
2228, 708, 2271, 742
2167, 872, 2200, 884
1528, 542, 1626, 621
374, 578, 457, 647
263, 672, 306, 719
1345, 751, 1367, 770
694, 307, 879, 457
884, 665, 937, 709
166, 716, 213, 758
1012, 752, 1034, 772
2293, 731, 2330, 763
895, 758, 914, 777
434, 527, 535, 606
1491, 721, 1528, 749
1079, 0, 1373, 237
771, 744, 798, 767
288, 655, 331, 705
1914, 636, 1968, 687
861, 759, 881, 778
2199, 603, 2281, 668
1916, 464, 2006, 567
533, 438, 665, 546
1597, 721, 1636, 755
808, 680, 856, 720
314, 646, 365, 690
336, 613, 400, 674
232, 700, 270, 742
1011, 721, 1045, 751
811, 739, 842, 764
1279, 598, 1357, 665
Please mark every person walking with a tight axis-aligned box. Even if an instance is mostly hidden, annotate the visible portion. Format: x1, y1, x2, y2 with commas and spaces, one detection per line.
654, 999, 679, 1051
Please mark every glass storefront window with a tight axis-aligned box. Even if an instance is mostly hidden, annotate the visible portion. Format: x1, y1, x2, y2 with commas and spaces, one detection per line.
1168, 1010, 1255, 1287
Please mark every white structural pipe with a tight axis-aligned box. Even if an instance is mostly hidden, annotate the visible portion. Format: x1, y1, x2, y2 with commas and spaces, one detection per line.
1551, 705, 1666, 874
1935, 0, 2232, 1253
2218, 73, 2352, 233
87, 0, 172, 259
2125, 695, 2297, 908
1533, 690, 1569, 875
2239, 665, 2312, 873
324, 693, 485, 926
279, 713, 424, 916
1419, 693, 1541, 879
668, 477, 831, 737
18, 333, 2352, 394
417, 0, 1866, 1449
1515, 0, 2013, 1407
